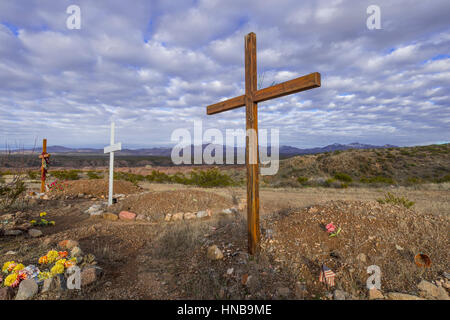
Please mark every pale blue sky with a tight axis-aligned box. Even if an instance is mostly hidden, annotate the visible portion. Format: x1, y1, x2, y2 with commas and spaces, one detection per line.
0, 0, 449, 148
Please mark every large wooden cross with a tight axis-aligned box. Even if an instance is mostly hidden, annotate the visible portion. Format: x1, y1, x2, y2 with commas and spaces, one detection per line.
38, 138, 50, 193
206, 32, 321, 254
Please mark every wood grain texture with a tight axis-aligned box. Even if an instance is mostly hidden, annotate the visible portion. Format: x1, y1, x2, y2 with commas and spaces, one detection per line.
245, 32, 260, 255
206, 95, 245, 115
206, 72, 321, 115
254, 72, 321, 103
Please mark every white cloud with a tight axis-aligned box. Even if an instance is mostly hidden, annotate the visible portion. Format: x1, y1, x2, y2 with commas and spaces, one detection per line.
0, 0, 448, 148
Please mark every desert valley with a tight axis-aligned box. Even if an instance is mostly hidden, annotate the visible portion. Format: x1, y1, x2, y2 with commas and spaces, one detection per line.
1, 143, 449, 300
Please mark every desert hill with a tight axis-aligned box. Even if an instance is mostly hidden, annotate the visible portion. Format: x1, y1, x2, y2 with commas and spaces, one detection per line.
269, 143, 450, 187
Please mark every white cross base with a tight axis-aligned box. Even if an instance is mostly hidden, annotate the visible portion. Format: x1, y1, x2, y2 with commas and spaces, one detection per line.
104, 122, 122, 206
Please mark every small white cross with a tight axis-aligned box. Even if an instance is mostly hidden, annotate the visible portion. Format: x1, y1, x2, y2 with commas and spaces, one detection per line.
104, 122, 122, 206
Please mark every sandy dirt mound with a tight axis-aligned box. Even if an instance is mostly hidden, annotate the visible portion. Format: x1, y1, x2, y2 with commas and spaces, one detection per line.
263, 200, 449, 297
118, 190, 233, 221
51, 179, 141, 197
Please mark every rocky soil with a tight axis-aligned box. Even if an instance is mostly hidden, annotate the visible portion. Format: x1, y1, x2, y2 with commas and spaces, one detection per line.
1, 180, 449, 300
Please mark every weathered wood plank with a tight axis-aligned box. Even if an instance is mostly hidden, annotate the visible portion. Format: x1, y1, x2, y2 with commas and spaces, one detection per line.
245, 32, 260, 255
206, 95, 245, 115
206, 72, 320, 115
254, 72, 321, 103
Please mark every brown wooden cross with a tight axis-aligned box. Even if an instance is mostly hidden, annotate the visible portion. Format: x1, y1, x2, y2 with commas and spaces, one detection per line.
38, 138, 50, 193
206, 32, 321, 254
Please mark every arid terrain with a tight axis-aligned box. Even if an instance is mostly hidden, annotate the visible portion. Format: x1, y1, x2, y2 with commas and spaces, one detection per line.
1, 179, 449, 300
1, 144, 449, 300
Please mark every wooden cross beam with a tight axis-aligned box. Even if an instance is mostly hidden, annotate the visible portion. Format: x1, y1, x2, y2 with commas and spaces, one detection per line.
38, 138, 50, 193
206, 32, 321, 254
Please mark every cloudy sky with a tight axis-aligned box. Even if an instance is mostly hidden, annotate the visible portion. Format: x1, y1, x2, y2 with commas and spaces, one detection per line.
0, 0, 449, 149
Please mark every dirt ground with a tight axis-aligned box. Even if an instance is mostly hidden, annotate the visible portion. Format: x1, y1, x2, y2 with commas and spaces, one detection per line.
1, 179, 449, 300
50, 180, 142, 197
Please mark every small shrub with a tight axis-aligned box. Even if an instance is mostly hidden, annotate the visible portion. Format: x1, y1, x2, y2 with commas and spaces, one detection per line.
188, 168, 234, 188
170, 172, 188, 184
297, 176, 309, 185
334, 172, 352, 183
435, 174, 450, 183
87, 171, 102, 179
145, 170, 171, 183
360, 176, 395, 184
0, 176, 26, 210
323, 178, 337, 188
376, 192, 415, 209
406, 177, 423, 185
114, 172, 145, 186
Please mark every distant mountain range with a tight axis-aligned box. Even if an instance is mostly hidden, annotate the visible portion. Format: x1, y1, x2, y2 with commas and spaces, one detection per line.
279, 142, 397, 155
8, 142, 397, 157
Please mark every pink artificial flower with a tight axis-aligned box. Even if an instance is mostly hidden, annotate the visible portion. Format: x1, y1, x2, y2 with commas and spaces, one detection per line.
326, 223, 336, 233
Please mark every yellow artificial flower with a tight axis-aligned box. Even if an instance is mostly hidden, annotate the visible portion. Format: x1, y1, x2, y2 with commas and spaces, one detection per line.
13, 263, 25, 273
40, 212, 47, 217
47, 250, 59, 263
55, 259, 66, 266
38, 271, 52, 281
2, 261, 15, 273
50, 264, 64, 275
30, 220, 37, 224
49, 221, 55, 225
4, 273, 18, 287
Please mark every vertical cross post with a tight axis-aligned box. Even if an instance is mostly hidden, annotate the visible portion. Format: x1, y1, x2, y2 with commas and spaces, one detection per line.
245, 33, 260, 255
39, 138, 50, 193
104, 122, 122, 206
41, 139, 47, 193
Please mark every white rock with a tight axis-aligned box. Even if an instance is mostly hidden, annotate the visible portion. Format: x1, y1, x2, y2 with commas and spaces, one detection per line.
4, 230, 22, 236
42, 276, 62, 293
418, 280, 439, 298
136, 214, 146, 221
207, 245, 223, 260
172, 212, 184, 221
15, 279, 38, 300
85, 204, 102, 214
28, 229, 43, 238
90, 210, 103, 216
183, 212, 196, 220
221, 208, 233, 215
196, 210, 211, 219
